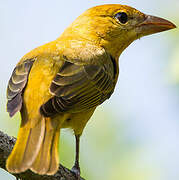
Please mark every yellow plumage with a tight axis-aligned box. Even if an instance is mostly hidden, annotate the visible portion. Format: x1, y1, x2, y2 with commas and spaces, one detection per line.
6, 4, 175, 178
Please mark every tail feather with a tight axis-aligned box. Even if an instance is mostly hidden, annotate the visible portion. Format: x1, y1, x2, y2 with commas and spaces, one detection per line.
30, 118, 60, 175
47, 128, 60, 174
6, 117, 45, 173
6, 115, 61, 175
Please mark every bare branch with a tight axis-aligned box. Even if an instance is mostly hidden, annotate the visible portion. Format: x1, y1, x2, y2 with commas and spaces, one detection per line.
0, 130, 84, 180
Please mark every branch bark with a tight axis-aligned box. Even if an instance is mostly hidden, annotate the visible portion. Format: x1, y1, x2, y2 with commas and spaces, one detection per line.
0, 130, 84, 180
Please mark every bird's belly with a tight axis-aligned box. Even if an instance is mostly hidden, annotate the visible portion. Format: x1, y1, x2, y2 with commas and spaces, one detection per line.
61, 108, 96, 135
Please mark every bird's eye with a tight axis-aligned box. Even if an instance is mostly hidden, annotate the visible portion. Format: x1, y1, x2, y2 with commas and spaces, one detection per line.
115, 12, 128, 24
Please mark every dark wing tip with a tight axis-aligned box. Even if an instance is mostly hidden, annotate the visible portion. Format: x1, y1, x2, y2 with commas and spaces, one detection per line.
6, 59, 35, 117
7, 94, 22, 117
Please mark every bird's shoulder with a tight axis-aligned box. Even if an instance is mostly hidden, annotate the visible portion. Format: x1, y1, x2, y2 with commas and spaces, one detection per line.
19, 40, 59, 63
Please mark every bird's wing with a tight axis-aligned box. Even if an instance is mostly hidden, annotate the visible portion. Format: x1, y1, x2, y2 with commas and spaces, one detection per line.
7, 59, 35, 117
40, 60, 115, 117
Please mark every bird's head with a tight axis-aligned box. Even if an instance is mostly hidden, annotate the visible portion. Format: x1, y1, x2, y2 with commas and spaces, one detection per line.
60, 4, 176, 58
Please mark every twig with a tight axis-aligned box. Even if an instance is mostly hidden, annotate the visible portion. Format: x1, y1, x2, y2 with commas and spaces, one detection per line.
0, 130, 85, 180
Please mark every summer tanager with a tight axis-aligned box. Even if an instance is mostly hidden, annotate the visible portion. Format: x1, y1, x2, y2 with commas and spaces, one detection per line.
6, 4, 176, 178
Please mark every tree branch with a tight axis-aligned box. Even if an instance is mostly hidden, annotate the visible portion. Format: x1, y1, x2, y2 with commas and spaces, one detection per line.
0, 130, 84, 180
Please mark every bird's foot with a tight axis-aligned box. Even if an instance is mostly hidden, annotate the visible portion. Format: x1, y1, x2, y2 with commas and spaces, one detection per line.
71, 164, 80, 180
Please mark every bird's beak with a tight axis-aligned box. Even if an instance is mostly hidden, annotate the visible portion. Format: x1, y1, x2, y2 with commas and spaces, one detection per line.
136, 15, 176, 37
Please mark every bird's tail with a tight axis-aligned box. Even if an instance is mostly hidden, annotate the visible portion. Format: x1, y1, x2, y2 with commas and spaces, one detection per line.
30, 118, 60, 175
6, 115, 60, 175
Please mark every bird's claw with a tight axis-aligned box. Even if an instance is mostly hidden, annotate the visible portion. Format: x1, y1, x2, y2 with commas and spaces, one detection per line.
71, 165, 80, 180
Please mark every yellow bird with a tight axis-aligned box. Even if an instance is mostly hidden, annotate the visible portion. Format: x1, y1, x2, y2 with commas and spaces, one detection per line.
6, 4, 176, 178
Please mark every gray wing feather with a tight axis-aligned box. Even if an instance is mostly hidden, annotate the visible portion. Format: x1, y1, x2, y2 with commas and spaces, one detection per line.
40, 60, 115, 117
7, 59, 34, 117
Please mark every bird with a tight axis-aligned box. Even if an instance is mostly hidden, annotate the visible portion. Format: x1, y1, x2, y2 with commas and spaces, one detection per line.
6, 4, 176, 179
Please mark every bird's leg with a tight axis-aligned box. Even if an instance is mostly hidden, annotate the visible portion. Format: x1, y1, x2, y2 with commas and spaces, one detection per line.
71, 134, 81, 179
